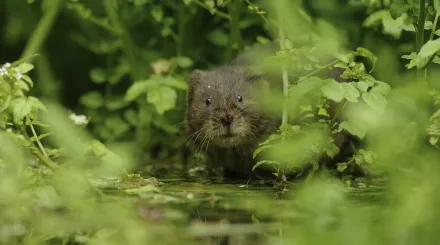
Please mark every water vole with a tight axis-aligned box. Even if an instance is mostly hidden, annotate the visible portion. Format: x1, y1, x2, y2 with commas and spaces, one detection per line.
185, 63, 277, 179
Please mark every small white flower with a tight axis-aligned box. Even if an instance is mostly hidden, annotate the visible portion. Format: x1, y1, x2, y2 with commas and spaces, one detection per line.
0, 67, 7, 76
16, 73, 22, 80
3, 62, 11, 68
69, 112, 89, 126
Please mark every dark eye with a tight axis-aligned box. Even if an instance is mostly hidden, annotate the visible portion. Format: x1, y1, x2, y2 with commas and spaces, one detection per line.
205, 98, 212, 106
237, 95, 243, 103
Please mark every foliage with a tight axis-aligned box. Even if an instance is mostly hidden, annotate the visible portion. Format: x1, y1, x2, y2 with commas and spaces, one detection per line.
3, 0, 440, 244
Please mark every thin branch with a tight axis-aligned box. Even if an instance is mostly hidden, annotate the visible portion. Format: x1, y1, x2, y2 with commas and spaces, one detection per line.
278, 0, 289, 125
28, 117, 48, 158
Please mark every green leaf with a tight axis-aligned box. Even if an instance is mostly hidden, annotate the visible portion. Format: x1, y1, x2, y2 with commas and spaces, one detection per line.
17, 63, 34, 73
356, 47, 378, 72
21, 75, 33, 87
362, 91, 387, 113
253, 145, 275, 158
151, 6, 164, 22
435, 0, 440, 13
147, 86, 177, 115
321, 79, 344, 102
336, 162, 347, 172
28, 96, 48, 113
325, 143, 340, 158
338, 120, 367, 139
207, 30, 228, 46
284, 38, 293, 50
363, 10, 389, 27
12, 98, 32, 124
30, 132, 54, 142
176, 57, 193, 68
90, 68, 107, 84
125, 81, 152, 102
370, 81, 391, 96
252, 160, 278, 171
341, 83, 360, 102
407, 39, 440, 69
356, 81, 369, 92
435, 29, 440, 36
162, 76, 188, 90
183, 0, 192, 5
80, 91, 104, 109
105, 97, 128, 111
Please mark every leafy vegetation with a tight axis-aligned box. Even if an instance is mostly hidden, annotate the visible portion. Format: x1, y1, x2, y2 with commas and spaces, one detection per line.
2, 0, 440, 244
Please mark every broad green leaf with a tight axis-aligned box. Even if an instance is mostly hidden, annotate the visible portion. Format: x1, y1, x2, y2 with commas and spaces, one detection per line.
207, 30, 228, 46
371, 81, 391, 96
125, 81, 152, 102
336, 162, 347, 172
147, 86, 177, 115
362, 91, 387, 113
341, 83, 360, 102
321, 80, 344, 102
12, 98, 32, 123
80, 91, 104, 109
363, 10, 389, 27
356, 47, 378, 72
356, 81, 369, 92
105, 97, 128, 111
284, 38, 293, 50
28, 96, 48, 113
435, 0, 440, 13
407, 39, 440, 69
176, 57, 193, 68
436, 29, 440, 36
325, 143, 340, 158
90, 68, 107, 84
162, 76, 188, 90
151, 6, 164, 22
338, 120, 367, 139
17, 63, 34, 73
401, 52, 416, 59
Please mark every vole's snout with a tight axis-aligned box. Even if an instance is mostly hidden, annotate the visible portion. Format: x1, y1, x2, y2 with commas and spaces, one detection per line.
220, 114, 234, 128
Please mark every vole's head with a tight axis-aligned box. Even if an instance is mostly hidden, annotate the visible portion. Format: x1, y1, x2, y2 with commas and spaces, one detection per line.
185, 65, 272, 148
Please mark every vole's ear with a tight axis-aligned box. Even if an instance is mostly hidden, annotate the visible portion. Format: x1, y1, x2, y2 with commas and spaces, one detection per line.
189, 70, 205, 84
243, 68, 262, 84
187, 69, 205, 104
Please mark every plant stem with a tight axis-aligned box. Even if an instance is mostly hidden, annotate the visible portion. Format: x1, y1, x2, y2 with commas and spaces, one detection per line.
417, 0, 426, 86
424, 13, 439, 87
225, 1, 243, 61
192, 0, 232, 20
18, 125, 58, 171
28, 117, 48, 158
297, 60, 339, 83
430, 14, 439, 41
104, 0, 144, 81
278, 0, 288, 125
20, 0, 63, 61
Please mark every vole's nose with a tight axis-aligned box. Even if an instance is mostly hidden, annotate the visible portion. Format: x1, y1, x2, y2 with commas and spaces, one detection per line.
221, 114, 233, 127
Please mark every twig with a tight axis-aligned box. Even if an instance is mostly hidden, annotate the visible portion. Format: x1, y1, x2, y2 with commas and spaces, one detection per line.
20, 0, 63, 61
297, 59, 339, 83
192, 0, 232, 20
278, 0, 289, 125
28, 117, 48, 158
18, 125, 58, 171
